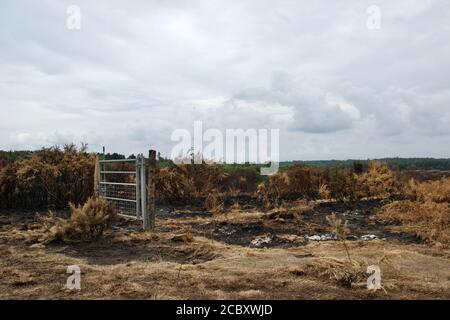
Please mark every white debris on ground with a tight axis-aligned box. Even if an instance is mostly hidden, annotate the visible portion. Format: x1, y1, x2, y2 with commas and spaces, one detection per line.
342, 210, 363, 216
306, 234, 384, 241
360, 234, 379, 241
29, 243, 45, 249
251, 235, 272, 247
223, 229, 236, 236
215, 227, 237, 236
306, 234, 338, 241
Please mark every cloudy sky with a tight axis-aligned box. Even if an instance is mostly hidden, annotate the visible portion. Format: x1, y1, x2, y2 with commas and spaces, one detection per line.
1, 0, 449, 160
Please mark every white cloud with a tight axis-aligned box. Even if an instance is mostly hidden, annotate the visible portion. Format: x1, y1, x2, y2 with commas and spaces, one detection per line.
0, 0, 449, 159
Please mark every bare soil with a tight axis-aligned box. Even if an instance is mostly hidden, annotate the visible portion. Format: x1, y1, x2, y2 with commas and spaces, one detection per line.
0, 200, 449, 299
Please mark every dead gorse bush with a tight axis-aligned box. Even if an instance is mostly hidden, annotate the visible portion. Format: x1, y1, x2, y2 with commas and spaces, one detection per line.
256, 183, 272, 210
318, 183, 331, 200
2, 146, 402, 211
0, 144, 95, 209
378, 176, 450, 244
69, 197, 117, 238
157, 163, 225, 203
403, 177, 450, 203
42, 197, 117, 243
255, 161, 399, 210
379, 199, 450, 244
356, 161, 400, 199
156, 161, 260, 205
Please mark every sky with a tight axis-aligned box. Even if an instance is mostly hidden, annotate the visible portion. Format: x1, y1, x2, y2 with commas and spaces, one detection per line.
1, 0, 449, 161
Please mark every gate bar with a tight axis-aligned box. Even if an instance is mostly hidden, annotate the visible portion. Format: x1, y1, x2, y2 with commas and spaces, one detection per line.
99, 159, 137, 163
100, 171, 136, 174
103, 196, 137, 203
99, 181, 136, 186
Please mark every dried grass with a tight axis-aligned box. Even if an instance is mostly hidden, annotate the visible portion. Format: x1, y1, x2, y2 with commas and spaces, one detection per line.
265, 201, 312, 220
326, 213, 352, 262
230, 202, 241, 212
204, 191, 224, 213
171, 233, 194, 243
291, 257, 367, 288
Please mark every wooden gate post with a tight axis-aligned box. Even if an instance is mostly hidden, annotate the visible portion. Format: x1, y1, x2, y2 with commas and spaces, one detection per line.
145, 149, 156, 230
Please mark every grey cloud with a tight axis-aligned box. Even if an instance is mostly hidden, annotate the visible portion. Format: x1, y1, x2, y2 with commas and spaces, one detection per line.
1, 0, 450, 159
292, 103, 354, 133
234, 72, 357, 133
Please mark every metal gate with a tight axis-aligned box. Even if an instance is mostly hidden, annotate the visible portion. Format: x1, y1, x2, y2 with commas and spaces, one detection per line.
98, 154, 147, 220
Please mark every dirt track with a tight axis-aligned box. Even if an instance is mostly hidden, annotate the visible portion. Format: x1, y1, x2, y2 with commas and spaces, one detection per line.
1, 201, 449, 299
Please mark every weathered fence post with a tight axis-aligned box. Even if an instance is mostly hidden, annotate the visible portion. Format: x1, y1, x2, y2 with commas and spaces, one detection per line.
144, 149, 156, 230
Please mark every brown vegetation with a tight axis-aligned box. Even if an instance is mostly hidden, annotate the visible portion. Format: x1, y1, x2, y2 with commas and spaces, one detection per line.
0, 144, 95, 209
1, 146, 448, 253
255, 161, 398, 209
378, 177, 450, 244
41, 197, 117, 243
355, 161, 399, 199
1, 207, 449, 299
291, 258, 367, 288
0, 144, 402, 212
156, 163, 259, 205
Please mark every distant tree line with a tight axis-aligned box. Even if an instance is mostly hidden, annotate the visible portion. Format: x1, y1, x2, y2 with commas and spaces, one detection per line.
2, 150, 450, 171
280, 158, 450, 171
